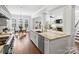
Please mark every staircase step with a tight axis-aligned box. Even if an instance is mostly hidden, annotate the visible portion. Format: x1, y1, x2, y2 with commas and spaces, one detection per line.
75, 36, 79, 38
75, 35, 79, 37
77, 31, 79, 32
75, 40, 79, 43
0, 42, 4, 45
76, 33, 79, 35
75, 38, 79, 40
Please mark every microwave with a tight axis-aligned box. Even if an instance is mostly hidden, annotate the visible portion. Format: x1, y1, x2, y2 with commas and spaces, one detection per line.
55, 19, 62, 24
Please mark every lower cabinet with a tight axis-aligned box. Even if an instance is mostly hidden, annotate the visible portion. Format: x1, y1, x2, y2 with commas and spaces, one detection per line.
30, 31, 70, 54
30, 31, 44, 53
38, 35, 44, 53
30, 31, 38, 47
44, 36, 70, 54
38, 35, 70, 54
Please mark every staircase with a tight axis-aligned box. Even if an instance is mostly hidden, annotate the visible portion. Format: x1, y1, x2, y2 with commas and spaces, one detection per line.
66, 19, 79, 54
75, 31, 79, 42
75, 20, 79, 42
67, 31, 79, 54
68, 20, 79, 54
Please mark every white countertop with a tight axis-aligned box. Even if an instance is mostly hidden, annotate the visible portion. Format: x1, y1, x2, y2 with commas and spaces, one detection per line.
32, 30, 70, 40
39, 31, 70, 40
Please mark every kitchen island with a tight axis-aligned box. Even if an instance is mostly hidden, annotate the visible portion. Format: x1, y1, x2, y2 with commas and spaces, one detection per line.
29, 30, 71, 54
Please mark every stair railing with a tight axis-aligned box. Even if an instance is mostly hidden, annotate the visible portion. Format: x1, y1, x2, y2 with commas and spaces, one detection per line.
75, 20, 79, 28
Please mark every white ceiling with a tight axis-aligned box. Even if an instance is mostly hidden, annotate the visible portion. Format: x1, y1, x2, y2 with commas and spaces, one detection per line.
5, 5, 45, 16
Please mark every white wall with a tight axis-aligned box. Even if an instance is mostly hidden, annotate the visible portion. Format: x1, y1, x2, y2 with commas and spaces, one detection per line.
0, 18, 8, 32
32, 6, 75, 35
50, 7, 64, 19
63, 6, 75, 50
7, 19, 13, 31
49, 6, 75, 35
50, 5, 75, 50
48, 6, 64, 29
75, 11, 79, 33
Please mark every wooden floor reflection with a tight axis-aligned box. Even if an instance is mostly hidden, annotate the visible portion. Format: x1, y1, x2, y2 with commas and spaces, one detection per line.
12, 33, 41, 54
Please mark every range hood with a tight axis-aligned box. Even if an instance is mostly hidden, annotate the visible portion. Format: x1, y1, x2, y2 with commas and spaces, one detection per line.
0, 13, 8, 19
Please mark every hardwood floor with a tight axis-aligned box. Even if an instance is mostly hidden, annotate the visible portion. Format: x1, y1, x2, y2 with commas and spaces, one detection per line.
12, 33, 42, 54
75, 42, 79, 53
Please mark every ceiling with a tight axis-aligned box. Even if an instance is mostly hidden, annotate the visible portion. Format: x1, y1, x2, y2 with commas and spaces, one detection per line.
5, 5, 45, 16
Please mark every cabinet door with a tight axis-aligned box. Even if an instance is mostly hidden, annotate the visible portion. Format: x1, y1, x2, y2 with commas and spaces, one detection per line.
30, 31, 38, 47
44, 39, 50, 54
49, 37, 68, 54
38, 35, 44, 53
34, 33, 38, 47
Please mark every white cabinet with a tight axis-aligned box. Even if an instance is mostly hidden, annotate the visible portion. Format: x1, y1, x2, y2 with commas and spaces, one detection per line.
30, 31, 38, 47
29, 31, 70, 54
38, 35, 44, 53
30, 31, 44, 53
44, 36, 70, 54
33, 33, 38, 47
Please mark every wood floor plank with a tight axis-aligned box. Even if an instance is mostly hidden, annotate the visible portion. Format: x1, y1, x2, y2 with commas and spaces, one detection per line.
12, 33, 42, 54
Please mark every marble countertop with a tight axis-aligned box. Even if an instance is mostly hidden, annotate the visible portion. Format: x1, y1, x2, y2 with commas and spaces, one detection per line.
32, 30, 70, 40
39, 31, 70, 40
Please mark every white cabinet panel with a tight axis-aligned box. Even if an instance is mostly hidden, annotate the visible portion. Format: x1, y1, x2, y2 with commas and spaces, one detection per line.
44, 36, 70, 54
49, 38, 68, 54
30, 31, 38, 47
44, 39, 50, 54
29, 31, 70, 54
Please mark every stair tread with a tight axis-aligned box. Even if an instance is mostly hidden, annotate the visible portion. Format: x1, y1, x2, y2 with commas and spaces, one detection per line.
75, 40, 79, 43
75, 36, 79, 37
75, 37, 79, 38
